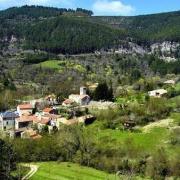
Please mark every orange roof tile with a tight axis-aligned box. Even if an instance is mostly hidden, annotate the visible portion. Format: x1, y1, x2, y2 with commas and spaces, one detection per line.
18, 104, 33, 109
16, 115, 38, 122
39, 118, 51, 125
42, 114, 60, 119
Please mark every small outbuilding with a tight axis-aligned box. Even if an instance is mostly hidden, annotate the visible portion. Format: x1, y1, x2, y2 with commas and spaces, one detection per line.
148, 89, 168, 98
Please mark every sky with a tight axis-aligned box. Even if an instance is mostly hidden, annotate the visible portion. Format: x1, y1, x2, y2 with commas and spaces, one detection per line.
0, 0, 179, 16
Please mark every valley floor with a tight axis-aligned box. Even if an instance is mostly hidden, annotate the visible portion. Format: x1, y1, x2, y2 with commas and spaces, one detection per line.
26, 115, 179, 180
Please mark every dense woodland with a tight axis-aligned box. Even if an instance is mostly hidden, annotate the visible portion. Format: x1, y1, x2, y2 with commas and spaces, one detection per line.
0, 6, 180, 54
93, 11, 180, 43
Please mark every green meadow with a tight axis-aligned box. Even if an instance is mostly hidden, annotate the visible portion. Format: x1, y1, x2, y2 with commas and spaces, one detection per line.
37, 60, 86, 73
30, 162, 116, 180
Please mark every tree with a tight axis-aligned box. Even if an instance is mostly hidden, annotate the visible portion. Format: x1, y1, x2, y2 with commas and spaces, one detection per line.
93, 82, 113, 101
0, 139, 16, 179
131, 69, 142, 81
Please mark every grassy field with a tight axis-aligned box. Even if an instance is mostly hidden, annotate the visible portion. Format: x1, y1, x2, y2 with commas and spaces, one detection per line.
99, 127, 168, 150
87, 120, 169, 152
37, 60, 86, 73
38, 60, 64, 70
30, 162, 116, 180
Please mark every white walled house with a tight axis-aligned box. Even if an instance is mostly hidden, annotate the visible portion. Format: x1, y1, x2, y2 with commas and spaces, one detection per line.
69, 94, 90, 106
148, 89, 168, 98
0, 111, 19, 131
68, 87, 90, 106
17, 104, 33, 116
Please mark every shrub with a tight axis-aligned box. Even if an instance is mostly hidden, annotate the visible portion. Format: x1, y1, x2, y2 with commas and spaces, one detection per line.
146, 148, 170, 179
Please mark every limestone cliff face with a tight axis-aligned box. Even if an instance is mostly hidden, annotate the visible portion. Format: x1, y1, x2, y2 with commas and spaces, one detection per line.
1, 34, 180, 61
151, 41, 179, 53
113, 41, 180, 61
150, 41, 180, 61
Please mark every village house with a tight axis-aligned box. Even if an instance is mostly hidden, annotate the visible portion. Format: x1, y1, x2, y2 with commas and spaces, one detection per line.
17, 104, 33, 116
35, 118, 51, 131
33, 113, 60, 132
45, 94, 57, 105
57, 115, 96, 126
15, 115, 37, 130
148, 89, 168, 98
68, 94, 90, 106
64, 87, 90, 106
57, 117, 79, 126
0, 111, 19, 131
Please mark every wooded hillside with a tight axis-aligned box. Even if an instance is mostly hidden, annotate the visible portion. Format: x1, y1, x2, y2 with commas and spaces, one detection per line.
0, 6, 180, 54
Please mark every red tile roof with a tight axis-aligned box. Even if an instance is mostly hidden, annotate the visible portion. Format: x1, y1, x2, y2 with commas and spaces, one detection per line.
43, 114, 60, 119
18, 104, 33, 110
16, 115, 38, 122
39, 118, 51, 125
33, 114, 60, 125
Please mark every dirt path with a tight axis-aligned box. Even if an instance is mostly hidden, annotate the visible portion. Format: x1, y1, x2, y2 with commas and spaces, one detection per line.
22, 164, 38, 180
142, 118, 174, 133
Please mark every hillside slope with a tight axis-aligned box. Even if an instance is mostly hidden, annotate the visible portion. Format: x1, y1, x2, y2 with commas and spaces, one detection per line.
0, 6, 180, 54
92, 11, 180, 43
24, 16, 125, 54
0, 6, 126, 54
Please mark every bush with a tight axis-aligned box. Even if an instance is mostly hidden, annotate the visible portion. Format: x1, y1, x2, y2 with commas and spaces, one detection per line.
147, 98, 171, 119
95, 108, 122, 129
146, 148, 170, 179
170, 127, 180, 145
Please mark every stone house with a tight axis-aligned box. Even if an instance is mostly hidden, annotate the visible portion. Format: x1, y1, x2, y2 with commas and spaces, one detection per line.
15, 115, 37, 130
68, 87, 90, 106
0, 111, 19, 131
17, 104, 33, 116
